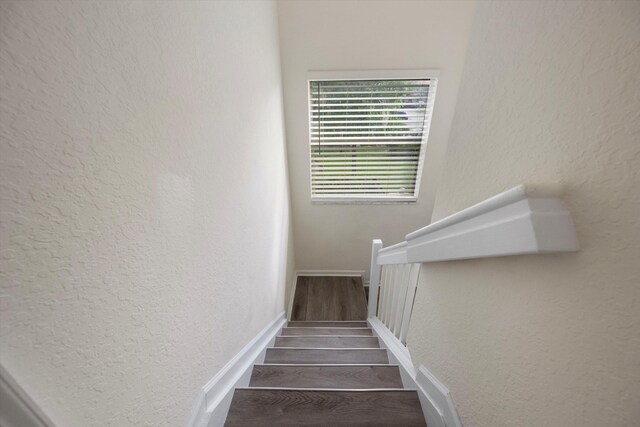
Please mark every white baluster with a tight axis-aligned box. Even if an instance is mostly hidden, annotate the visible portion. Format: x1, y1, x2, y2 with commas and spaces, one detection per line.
399, 263, 420, 345
379, 266, 390, 324
392, 264, 411, 338
385, 265, 399, 329
367, 239, 383, 318
389, 264, 406, 334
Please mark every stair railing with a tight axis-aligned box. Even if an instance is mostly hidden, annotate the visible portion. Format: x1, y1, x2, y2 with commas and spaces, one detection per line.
368, 240, 419, 345
367, 185, 581, 346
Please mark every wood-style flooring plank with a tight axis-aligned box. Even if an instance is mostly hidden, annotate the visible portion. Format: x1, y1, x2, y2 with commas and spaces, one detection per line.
275, 336, 380, 348
305, 277, 333, 320
291, 277, 309, 322
348, 276, 368, 319
290, 276, 368, 321
336, 278, 352, 320
225, 389, 426, 426
248, 365, 403, 389
264, 348, 388, 364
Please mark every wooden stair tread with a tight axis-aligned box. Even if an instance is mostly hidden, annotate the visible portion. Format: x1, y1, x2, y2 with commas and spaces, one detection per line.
275, 336, 379, 348
249, 365, 403, 389
281, 327, 372, 336
224, 274, 426, 425
224, 389, 426, 426
287, 321, 368, 328
265, 348, 388, 364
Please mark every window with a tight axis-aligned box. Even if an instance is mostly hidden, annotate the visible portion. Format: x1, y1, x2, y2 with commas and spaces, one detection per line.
308, 70, 438, 202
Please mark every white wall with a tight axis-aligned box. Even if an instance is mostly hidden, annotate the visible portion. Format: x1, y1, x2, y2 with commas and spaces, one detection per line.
277, 0, 476, 278
0, 1, 293, 426
408, 1, 640, 426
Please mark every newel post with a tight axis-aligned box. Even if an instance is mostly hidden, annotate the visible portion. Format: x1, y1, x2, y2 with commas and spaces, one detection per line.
367, 239, 383, 318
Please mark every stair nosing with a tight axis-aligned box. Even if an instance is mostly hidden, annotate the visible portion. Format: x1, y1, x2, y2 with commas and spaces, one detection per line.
268, 347, 385, 351
255, 363, 398, 367
253, 363, 400, 368
276, 335, 379, 338
283, 327, 371, 329
236, 387, 416, 392
287, 321, 368, 323
286, 324, 369, 326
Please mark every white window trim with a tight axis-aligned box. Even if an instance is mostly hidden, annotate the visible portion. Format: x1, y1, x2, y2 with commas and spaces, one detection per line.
307, 69, 439, 204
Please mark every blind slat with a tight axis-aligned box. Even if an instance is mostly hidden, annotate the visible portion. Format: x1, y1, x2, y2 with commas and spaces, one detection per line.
310, 138, 423, 143
313, 82, 429, 88
310, 114, 425, 119
311, 171, 418, 176
311, 96, 427, 101
313, 190, 415, 194
309, 141, 424, 146
311, 102, 427, 107
310, 156, 419, 161
313, 178, 415, 186
312, 131, 424, 135
311, 116, 423, 124
311, 125, 424, 129
312, 109, 426, 114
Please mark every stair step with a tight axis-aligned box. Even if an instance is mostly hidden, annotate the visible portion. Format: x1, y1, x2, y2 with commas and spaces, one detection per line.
225, 389, 426, 426
275, 336, 379, 348
249, 365, 403, 389
287, 321, 368, 328
264, 348, 388, 364
281, 327, 372, 336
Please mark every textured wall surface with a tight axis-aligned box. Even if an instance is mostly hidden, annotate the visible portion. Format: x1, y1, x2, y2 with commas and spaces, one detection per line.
0, 1, 293, 426
407, 1, 640, 426
277, 0, 476, 278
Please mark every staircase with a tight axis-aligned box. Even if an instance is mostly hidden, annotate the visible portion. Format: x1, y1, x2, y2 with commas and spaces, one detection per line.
224, 320, 426, 426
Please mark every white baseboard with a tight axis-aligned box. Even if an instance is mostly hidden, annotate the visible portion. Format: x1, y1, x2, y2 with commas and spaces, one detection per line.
187, 311, 287, 427
0, 364, 56, 427
416, 366, 463, 427
295, 270, 365, 277
368, 317, 462, 427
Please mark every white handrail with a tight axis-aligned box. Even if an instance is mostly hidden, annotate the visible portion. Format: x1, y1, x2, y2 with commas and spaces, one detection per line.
375, 184, 579, 266
377, 241, 408, 265
405, 185, 529, 240
368, 184, 580, 344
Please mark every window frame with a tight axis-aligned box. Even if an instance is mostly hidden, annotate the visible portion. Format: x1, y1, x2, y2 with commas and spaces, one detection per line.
307, 69, 439, 204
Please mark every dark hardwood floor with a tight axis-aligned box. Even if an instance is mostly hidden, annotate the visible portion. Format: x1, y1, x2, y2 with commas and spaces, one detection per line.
291, 276, 367, 321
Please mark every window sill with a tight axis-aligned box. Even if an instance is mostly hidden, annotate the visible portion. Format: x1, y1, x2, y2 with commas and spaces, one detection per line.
311, 197, 418, 205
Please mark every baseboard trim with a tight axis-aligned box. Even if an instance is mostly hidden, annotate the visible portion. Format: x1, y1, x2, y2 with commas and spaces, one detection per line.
187, 311, 287, 427
368, 317, 462, 427
0, 363, 56, 427
295, 270, 365, 277
416, 365, 463, 427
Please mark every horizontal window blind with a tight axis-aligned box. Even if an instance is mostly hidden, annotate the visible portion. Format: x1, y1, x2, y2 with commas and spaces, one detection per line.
309, 78, 434, 201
